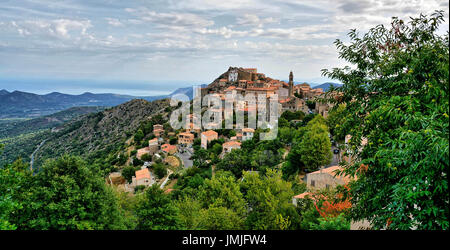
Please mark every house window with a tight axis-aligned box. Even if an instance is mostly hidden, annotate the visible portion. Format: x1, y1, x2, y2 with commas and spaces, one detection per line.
311, 180, 315, 187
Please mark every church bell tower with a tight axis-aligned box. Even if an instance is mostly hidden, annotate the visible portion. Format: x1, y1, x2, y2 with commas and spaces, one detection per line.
288, 71, 294, 97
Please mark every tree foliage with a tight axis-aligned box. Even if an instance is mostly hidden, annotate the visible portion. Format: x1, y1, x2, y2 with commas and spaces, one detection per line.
21, 155, 126, 229
134, 185, 179, 230
322, 11, 449, 229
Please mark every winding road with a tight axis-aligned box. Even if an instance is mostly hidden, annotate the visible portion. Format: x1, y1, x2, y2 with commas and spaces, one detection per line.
30, 139, 47, 172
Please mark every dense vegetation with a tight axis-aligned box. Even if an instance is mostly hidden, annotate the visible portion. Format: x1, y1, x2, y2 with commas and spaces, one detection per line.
322, 11, 449, 229
1, 12, 447, 231
32, 99, 169, 171
0, 106, 105, 139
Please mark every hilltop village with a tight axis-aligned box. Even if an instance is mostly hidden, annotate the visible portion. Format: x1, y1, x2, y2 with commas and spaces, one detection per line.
108, 67, 349, 206
2, 12, 446, 231
201, 67, 328, 116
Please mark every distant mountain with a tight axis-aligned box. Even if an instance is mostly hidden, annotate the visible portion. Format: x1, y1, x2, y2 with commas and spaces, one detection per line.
0, 86, 203, 119
32, 98, 170, 168
0, 106, 105, 139
169, 84, 208, 99
312, 82, 343, 92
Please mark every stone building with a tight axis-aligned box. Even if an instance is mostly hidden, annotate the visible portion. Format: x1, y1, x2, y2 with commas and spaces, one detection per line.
201, 130, 218, 149
305, 166, 352, 190
161, 143, 177, 154
222, 141, 241, 154
241, 128, 255, 141
153, 124, 164, 137
125, 167, 156, 192
178, 132, 195, 145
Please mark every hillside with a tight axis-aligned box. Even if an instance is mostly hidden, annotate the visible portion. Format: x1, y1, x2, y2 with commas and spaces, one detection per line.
0, 90, 166, 118
313, 82, 343, 91
32, 98, 170, 169
0, 85, 204, 118
0, 106, 105, 139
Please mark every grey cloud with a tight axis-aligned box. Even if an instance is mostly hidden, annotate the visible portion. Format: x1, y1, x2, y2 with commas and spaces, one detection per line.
339, 0, 372, 13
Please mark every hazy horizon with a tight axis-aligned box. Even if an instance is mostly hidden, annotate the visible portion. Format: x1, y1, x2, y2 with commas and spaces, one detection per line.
0, 0, 447, 95
0, 76, 338, 96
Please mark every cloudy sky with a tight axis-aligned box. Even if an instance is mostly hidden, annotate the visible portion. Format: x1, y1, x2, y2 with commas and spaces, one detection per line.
0, 0, 448, 95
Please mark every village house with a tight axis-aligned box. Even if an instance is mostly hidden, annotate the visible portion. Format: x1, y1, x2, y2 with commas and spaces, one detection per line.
136, 147, 150, 160
178, 132, 195, 145
148, 138, 159, 153
292, 192, 316, 207
305, 165, 353, 190
136, 138, 159, 160
153, 124, 164, 137
161, 143, 177, 154
222, 141, 241, 154
125, 167, 156, 192
201, 130, 218, 149
241, 128, 255, 141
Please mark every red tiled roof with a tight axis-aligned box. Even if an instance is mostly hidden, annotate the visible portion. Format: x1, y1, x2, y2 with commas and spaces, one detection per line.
161, 143, 177, 153
202, 130, 218, 138
224, 86, 236, 91
309, 166, 353, 183
223, 141, 241, 148
135, 168, 151, 181
246, 87, 277, 91
242, 128, 255, 133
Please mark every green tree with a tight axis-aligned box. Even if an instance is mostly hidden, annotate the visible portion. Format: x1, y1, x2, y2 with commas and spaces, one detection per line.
309, 214, 351, 230
298, 123, 332, 171
197, 205, 244, 230
288, 116, 332, 173
241, 169, 301, 230
322, 11, 449, 229
183, 171, 247, 230
211, 143, 223, 157
281, 110, 305, 121
216, 149, 250, 178
175, 197, 203, 229
153, 163, 167, 179
135, 185, 179, 230
0, 158, 32, 230
134, 129, 144, 144
21, 155, 126, 229
191, 148, 209, 168
197, 171, 246, 215
141, 153, 151, 162
326, 103, 347, 142
122, 166, 139, 183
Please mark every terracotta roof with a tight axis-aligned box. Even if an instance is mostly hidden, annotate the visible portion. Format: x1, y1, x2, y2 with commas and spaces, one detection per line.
161, 144, 177, 153
293, 192, 325, 201
223, 141, 241, 148
242, 128, 255, 133
279, 97, 292, 103
179, 132, 194, 137
293, 192, 313, 199
202, 130, 218, 137
135, 168, 151, 181
224, 86, 236, 91
246, 87, 277, 91
309, 166, 353, 183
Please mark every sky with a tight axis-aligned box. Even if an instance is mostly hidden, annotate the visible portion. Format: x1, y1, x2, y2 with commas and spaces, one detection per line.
0, 0, 448, 95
